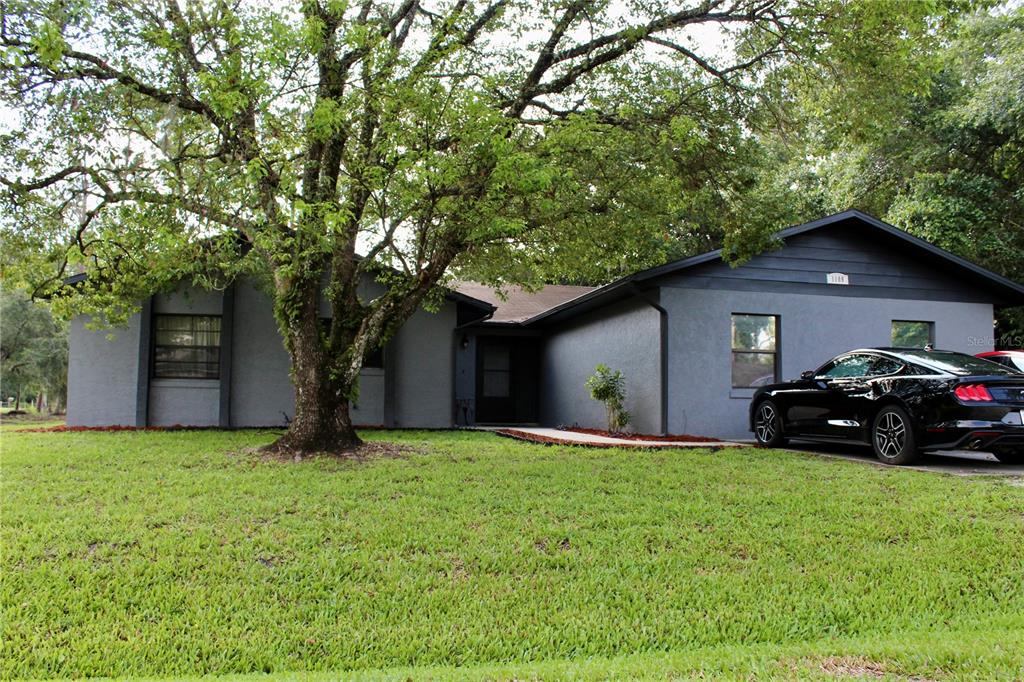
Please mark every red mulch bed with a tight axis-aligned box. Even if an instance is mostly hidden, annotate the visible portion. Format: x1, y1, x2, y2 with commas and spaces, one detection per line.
494, 429, 726, 450
564, 427, 721, 443
13, 424, 190, 433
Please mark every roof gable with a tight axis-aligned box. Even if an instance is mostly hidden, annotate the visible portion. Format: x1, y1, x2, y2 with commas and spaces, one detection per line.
523, 210, 1024, 326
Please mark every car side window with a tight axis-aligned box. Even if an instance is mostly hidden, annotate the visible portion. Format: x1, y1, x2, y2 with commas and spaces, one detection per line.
867, 357, 904, 376
820, 354, 875, 379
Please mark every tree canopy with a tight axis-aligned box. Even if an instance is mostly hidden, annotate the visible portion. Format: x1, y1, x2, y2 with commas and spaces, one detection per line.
732, 3, 1023, 345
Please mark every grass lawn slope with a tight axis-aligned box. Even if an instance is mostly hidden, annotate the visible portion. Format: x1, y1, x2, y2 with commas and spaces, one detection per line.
2, 428, 1023, 680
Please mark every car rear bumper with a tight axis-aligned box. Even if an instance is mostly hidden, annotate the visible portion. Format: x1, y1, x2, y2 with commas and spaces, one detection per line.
922, 417, 1024, 454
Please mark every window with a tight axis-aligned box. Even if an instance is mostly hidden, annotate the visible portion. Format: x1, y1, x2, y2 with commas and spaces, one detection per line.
731, 314, 779, 388
153, 315, 221, 379
891, 320, 934, 348
819, 354, 876, 379
868, 356, 905, 376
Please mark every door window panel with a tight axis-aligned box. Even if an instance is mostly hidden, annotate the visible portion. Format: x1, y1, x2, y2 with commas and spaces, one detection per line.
482, 346, 511, 397
821, 354, 874, 378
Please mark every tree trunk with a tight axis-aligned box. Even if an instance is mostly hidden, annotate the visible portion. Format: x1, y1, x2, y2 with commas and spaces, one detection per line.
271, 371, 361, 454
265, 275, 363, 455
15, 386, 21, 412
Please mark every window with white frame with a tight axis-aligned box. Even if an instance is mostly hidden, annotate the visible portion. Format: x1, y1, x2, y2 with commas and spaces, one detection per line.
731, 314, 779, 388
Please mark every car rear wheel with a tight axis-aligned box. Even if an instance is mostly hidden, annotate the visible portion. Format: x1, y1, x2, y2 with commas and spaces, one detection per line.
872, 406, 919, 465
754, 400, 787, 448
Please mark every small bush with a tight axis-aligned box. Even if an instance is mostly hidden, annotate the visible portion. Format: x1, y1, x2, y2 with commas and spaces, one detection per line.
585, 364, 630, 433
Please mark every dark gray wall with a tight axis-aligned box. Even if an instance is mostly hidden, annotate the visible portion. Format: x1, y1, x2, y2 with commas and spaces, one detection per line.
661, 287, 995, 440
66, 314, 142, 426
67, 275, 455, 428
662, 224, 998, 303
540, 298, 661, 434
229, 276, 390, 427
391, 304, 457, 427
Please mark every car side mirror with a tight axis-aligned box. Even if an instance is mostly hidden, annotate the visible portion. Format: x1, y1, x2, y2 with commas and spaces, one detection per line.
800, 370, 815, 380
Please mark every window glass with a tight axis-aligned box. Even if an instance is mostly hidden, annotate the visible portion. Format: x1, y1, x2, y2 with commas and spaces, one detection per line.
732, 314, 776, 351
892, 349, 1019, 376
821, 354, 875, 378
731, 314, 778, 387
481, 345, 511, 397
891, 320, 934, 348
868, 357, 904, 376
732, 352, 776, 387
153, 315, 221, 379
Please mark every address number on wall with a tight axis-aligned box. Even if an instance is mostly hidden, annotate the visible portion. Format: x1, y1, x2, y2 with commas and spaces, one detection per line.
826, 272, 850, 285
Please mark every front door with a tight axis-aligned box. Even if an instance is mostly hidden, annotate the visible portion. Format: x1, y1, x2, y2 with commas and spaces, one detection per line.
475, 337, 539, 424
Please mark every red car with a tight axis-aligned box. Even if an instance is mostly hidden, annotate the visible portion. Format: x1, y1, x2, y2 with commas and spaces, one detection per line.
977, 351, 1024, 373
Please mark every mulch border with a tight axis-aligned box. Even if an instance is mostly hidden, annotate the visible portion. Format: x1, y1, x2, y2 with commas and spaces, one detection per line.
563, 426, 722, 443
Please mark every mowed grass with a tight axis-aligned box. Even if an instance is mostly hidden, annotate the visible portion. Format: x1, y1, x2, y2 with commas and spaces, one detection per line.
2, 429, 1024, 680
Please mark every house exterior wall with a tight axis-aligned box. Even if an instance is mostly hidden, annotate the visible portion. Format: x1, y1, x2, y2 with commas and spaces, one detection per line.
671, 223, 997, 303
66, 275, 456, 428
228, 278, 295, 427
540, 298, 661, 434
659, 286, 995, 440
227, 276, 397, 428
66, 314, 142, 426
391, 304, 457, 427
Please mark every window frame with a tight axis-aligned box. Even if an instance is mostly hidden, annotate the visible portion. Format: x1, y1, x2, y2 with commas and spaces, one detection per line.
730, 313, 781, 389
891, 320, 935, 349
152, 313, 222, 380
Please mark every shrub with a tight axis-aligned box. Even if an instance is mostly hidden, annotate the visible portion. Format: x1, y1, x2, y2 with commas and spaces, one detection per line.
585, 364, 630, 433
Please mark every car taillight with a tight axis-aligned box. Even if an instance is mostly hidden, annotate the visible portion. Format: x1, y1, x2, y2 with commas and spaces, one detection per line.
954, 383, 994, 402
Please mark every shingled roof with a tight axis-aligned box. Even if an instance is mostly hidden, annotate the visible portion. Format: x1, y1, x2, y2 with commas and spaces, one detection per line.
453, 282, 596, 323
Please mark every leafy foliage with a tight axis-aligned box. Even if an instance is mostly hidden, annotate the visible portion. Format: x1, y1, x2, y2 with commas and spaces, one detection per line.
585, 363, 630, 432
729, 4, 1024, 346
0, 289, 67, 411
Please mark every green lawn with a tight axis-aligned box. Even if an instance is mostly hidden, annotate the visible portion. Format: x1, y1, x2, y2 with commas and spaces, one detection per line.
2, 429, 1023, 680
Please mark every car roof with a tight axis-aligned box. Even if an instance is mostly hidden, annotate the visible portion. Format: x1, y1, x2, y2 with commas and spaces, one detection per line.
837, 347, 961, 368
978, 350, 1024, 356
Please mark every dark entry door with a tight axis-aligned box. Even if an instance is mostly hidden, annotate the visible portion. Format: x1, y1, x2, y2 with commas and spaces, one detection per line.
475, 337, 539, 424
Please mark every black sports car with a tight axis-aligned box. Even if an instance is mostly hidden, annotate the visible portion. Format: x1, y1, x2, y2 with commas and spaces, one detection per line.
749, 348, 1024, 465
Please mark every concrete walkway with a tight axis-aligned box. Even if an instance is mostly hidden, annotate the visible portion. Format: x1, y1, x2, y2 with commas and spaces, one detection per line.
479, 426, 749, 448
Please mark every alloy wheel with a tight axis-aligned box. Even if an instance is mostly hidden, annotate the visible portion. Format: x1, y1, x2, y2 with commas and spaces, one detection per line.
755, 403, 777, 443
874, 411, 907, 459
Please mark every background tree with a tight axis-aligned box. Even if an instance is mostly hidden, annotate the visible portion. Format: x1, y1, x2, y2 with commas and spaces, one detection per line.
731, 3, 1023, 345
0, 289, 68, 412
0, 0, 970, 452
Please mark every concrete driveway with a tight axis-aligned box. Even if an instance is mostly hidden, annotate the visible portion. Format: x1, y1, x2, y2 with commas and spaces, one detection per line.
784, 439, 1024, 477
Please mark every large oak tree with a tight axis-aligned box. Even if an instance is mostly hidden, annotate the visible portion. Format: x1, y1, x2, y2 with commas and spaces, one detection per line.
0, 0, 959, 453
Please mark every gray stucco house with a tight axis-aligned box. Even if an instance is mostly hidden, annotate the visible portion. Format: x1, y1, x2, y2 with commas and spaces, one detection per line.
67, 210, 1024, 439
